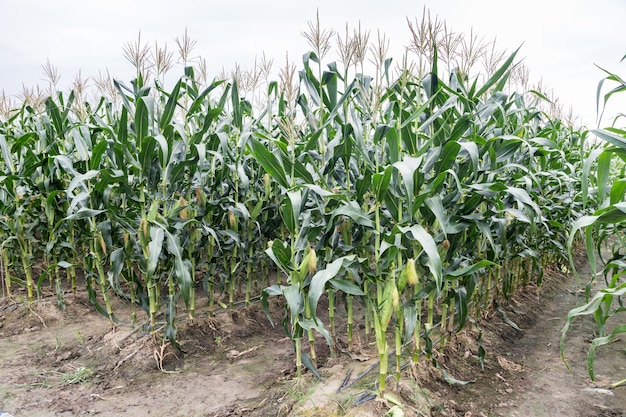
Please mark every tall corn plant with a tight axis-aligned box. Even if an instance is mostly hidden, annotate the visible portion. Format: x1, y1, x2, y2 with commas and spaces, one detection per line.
561, 60, 626, 387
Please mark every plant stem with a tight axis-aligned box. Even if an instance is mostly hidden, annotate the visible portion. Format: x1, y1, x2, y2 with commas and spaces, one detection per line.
347, 293, 354, 350
328, 288, 336, 356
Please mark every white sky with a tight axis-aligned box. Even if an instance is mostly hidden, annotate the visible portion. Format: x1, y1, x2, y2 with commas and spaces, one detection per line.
1, 0, 625, 127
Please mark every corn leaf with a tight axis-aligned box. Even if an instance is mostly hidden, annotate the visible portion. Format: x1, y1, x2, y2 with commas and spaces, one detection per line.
587, 324, 626, 380
308, 256, 354, 321
398, 224, 443, 293
0, 134, 14, 174
146, 227, 164, 281
248, 136, 289, 189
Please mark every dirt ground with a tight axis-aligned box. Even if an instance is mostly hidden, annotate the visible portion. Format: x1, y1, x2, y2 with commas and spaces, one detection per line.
1, 250, 625, 417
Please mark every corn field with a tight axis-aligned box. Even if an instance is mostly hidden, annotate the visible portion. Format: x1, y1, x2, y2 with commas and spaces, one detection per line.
0, 14, 622, 394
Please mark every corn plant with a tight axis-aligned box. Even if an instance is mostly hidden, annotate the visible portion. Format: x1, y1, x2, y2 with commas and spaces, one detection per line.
561, 60, 626, 387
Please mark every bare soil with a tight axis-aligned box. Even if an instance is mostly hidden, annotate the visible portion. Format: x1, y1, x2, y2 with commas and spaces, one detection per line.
1, 249, 625, 417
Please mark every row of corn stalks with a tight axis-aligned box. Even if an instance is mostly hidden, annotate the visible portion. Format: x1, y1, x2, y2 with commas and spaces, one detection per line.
561, 59, 626, 388
0, 15, 603, 394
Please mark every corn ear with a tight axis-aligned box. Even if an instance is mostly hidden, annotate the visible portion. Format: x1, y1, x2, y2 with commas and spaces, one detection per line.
381, 277, 398, 331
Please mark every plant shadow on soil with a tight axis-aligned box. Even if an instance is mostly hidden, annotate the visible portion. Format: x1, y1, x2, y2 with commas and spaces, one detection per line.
1, 248, 625, 417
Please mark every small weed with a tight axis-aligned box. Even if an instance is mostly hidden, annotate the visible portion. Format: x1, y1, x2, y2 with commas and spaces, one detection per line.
54, 337, 61, 351
60, 366, 93, 385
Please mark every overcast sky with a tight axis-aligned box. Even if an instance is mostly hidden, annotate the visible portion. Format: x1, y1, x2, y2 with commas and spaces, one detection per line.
1, 0, 625, 127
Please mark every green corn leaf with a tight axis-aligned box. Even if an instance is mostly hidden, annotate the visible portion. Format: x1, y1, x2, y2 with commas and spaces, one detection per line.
506, 186, 539, 214
597, 150, 613, 202
399, 97, 435, 129
422, 48, 439, 99
67, 170, 99, 194
497, 306, 521, 331
54, 154, 77, 176
85, 278, 112, 321
112, 79, 133, 113
610, 179, 626, 205
403, 303, 417, 342
445, 260, 496, 279
45, 97, 65, 134
146, 227, 164, 281
386, 127, 401, 164
434, 141, 461, 179
89, 140, 108, 171
322, 78, 358, 123
329, 278, 365, 296
569, 204, 626, 280
261, 284, 283, 327
327, 202, 374, 232
162, 227, 193, 309
283, 190, 302, 235
529, 136, 559, 149
436, 362, 475, 385
373, 124, 392, 145
503, 208, 530, 224
473, 46, 520, 99
587, 324, 626, 380
458, 141, 479, 174
568, 215, 598, 282
108, 248, 125, 295
139, 136, 158, 178
71, 125, 91, 162
398, 224, 443, 293
117, 106, 129, 146
165, 294, 180, 349
592, 128, 626, 150
160, 79, 182, 130
64, 207, 106, 220
300, 349, 323, 380
0, 134, 14, 174
308, 256, 354, 321
283, 284, 304, 327
561, 283, 626, 372
322, 70, 338, 110
300, 317, 332, 350
455, 286, 468, 330
393, 156, 423, 218
282, 156, 315, 184
355, 168, 372, 205
300, 56, 321, 107
187, 79, 225, 115
425, 196, 448, 236
154, 134, 170, 169
248, 136, 289, 189
373, 166, 393, 203
582, 148, 603, 207
448, 114, 471, 143
299, 184, 336, 198
595, 65, 626, 119
266, 239, 293, 275
97, 220, 113, 251
135, 95, 155, 143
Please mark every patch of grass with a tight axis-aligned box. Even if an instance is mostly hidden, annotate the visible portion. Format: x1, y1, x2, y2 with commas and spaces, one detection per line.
59, 366, 93, 385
